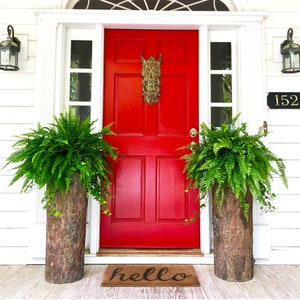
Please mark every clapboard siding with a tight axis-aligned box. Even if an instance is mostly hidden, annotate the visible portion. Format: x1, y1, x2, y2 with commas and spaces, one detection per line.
264, 13, 300, 262
268, 144, 300, 160
0, 194, 31, 211
273, 195, 300, 211
0, 124, 33, 140
278, 160, 300, 178
0, 229, 28, 247
268, 125, 300, 144
0, 141, 17, 159
271, 178, 299, 197
271, 229, 300, 247
0, 107, 35, 125
0, 212, 29, 228
0, 178, 27, 200
271, 212, 300, 229
0, 74, 35, 90
0, 1, 299, 264
267, 109, 300, 125
0, 89, 34, 106
0, 247, 28, 264
0, 11, 37, 264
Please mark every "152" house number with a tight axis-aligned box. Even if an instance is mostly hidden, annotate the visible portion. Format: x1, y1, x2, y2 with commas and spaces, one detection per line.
267, 92, 300, 109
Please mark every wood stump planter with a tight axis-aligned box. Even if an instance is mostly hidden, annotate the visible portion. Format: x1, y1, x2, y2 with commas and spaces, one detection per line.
45, 173, 88, 284
212, 186, 254, 282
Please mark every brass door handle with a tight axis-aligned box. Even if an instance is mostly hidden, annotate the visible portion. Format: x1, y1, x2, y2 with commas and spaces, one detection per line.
190, 128, 197, 138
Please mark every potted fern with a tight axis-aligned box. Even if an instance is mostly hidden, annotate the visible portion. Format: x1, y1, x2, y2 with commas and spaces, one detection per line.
4, 113, 118, 284
182, 115, 287, 282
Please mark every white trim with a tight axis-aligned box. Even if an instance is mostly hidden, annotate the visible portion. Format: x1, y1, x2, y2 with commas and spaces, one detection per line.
32, 10, 266, 264
35, 10, 266, 28
221, 0, 250, 11
198, 25, 211, 255
55, 0, 78, 9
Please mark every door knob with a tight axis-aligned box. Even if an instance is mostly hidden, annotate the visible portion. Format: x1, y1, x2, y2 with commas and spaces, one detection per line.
189, 128, 198, 138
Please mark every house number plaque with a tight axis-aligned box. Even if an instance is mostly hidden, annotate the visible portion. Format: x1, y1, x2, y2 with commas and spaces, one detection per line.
267, 92, 300, 109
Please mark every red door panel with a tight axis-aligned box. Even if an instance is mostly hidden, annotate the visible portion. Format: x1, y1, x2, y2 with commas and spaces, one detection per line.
113, 156, 145, 220
101, 29, 199, 248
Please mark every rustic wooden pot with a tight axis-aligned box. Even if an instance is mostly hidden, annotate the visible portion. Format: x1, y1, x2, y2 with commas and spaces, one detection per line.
212, 186, 254, 282
45, 173, 88, 284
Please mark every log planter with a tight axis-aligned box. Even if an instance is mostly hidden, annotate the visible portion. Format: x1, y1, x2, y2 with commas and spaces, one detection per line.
45, 173, 88, 284
212, 186, 254, 282
181, 115, 288, 282
4, 113, 118, 284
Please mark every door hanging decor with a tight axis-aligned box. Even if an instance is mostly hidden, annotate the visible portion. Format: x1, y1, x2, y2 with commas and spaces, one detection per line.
141, 54, 162, 105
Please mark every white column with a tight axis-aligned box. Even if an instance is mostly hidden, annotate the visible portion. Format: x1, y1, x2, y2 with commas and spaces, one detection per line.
238, 22, 271, 261
28, 21, 61, 261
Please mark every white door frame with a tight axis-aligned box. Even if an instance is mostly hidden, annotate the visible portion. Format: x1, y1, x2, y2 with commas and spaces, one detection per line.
31, 10, 266, 264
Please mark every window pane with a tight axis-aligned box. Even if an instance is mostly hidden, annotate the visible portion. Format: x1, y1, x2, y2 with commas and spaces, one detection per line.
70, 73, 92, 102
211, 42, 231, 70
70, 106, 91, 122
211, 74, 232, 103
211, 107, 232, 127
71, 41, 92, 68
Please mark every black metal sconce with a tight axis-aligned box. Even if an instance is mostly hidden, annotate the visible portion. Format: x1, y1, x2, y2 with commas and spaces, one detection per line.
0, 25, 21, 71
281, 28, 300, 73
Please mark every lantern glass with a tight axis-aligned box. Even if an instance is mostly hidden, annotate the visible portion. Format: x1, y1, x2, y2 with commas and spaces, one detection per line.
0, 42, 19, 71
0, 25, 20, 71
9, 48, 19, 69
281, 28, 300, 73
282, 46, 300, 73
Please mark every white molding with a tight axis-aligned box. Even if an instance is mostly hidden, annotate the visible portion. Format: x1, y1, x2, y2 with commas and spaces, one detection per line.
238, 24, 266, 133
222, 0, 250, 11
32, 9, 267, 261
29, 22, 61, 258
89, 24, 104, 255
55, 0, 78, 9
199, 25, 210, 126
35, 22, 59, 126
36, 10, 266, 28
198, 25, 211, 255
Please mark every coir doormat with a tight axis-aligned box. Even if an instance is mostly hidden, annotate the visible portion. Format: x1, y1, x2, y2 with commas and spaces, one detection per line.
101, 264, 200, 287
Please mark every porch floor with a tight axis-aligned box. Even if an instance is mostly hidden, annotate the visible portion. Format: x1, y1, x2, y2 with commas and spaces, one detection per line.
0, 264, 299, 299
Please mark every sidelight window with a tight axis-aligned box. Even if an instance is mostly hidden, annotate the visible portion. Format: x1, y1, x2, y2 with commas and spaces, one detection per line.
209, 32, 237, 127
68, 40, 93, 121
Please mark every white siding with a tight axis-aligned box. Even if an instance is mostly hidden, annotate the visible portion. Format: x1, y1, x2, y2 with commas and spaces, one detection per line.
0, 0, 299, 264
264, 12, 300, 262
0, 13, 37, 263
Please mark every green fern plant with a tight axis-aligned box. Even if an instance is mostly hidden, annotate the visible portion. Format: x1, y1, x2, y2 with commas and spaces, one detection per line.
182, 114, 288, 220
4, 113, 118, 215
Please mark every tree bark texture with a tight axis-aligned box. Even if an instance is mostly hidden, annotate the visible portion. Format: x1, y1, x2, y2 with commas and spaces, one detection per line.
45, 173, 88, 284
212, 186, 254, 282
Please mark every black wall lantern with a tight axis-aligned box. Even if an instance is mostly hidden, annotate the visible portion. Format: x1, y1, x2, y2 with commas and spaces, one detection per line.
0, 25, 21, 71
281, 28, 300, 73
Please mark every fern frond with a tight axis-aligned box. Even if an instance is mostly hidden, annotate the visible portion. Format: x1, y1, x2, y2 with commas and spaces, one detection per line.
3, 112, 118, 215
181, 113, 288, 219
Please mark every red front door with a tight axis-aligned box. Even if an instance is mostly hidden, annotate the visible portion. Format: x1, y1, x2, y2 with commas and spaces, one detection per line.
101, 29, 199, 248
